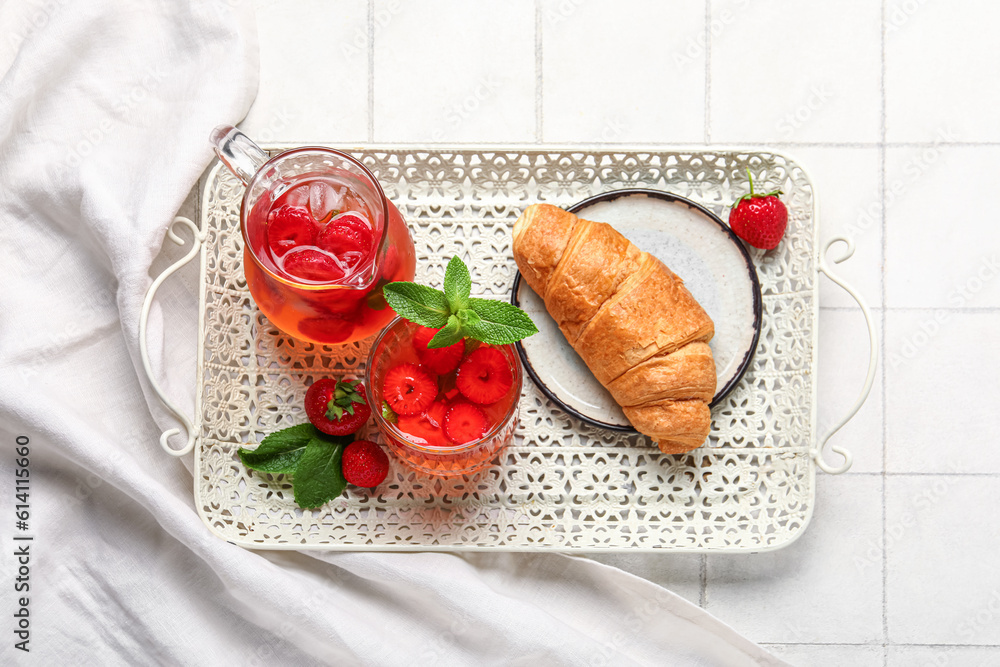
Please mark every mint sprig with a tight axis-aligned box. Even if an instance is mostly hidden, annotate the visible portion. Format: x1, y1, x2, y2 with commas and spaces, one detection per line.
442, 255, 471, 312
238, 424, 352, 509
381, 282, 450, 328
430, 313, 464, 348
237, 422, 314, 474
465, 297, 538, 344
383, 256, 538, 348
293, 435, 349, 509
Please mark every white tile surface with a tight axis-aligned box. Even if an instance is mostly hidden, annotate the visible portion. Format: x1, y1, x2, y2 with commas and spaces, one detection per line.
889, 645, 1000, 667
885, 146, 1000, 309
709, 0, 881, 143
194, 0, 1000, 658
762, 643, 883, 667
584, 553, 701, 606
818, 309, 883, 474
373, 0, 535, 143
886, 0, 1000, 142
540, 0, 705, 143
790, 147, 882, 309
704, 476, 883, 644
885, 311, 1000, 473
886, 475, 1000, 645
242, 0, 370, 143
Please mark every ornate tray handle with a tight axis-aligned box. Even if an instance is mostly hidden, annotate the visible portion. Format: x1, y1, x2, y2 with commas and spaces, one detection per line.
814, 236, 879, 475
139, 216, 206, 457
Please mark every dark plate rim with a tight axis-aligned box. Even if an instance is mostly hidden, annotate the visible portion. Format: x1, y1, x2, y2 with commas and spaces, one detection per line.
510, 188, 763, 434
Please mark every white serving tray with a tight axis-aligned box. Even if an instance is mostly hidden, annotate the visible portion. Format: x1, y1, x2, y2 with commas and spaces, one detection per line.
140, 145, 877, 552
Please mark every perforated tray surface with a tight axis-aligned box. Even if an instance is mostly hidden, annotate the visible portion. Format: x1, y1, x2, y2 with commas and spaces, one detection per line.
195, 146, 817, 551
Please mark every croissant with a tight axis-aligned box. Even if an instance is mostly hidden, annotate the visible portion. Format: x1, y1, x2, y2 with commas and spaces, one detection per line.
512, 203, 717, 453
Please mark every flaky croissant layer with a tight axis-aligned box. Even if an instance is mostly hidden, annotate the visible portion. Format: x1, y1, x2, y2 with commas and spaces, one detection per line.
513, 203, 716, 453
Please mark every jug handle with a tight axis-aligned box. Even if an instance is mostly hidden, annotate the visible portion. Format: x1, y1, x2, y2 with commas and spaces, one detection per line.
210, 125, 269, 185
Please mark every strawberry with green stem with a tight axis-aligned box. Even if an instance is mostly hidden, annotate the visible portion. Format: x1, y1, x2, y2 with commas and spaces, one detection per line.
729, 168, 788, 250
305, 379, 371, 436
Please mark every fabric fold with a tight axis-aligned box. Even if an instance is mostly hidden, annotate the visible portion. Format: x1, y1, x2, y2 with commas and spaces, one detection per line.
0, 2, 783, 664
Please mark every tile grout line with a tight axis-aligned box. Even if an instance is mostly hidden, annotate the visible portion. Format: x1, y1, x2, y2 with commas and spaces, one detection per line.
535, 0, 543, 143
367, 0, 375, 143
699, 555, 707, 608
704, 0, 712, 143
880, 0, 889, 663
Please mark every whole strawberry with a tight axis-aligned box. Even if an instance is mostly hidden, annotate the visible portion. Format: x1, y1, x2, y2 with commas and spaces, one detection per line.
729, 169, 788, 250
341, 440, 389, 487
305, 379, 371, 435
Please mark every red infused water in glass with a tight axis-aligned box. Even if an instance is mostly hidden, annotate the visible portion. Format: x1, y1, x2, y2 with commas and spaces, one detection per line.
211, 127, 415, 345
243, 170, 414, 344
366, 318, 522, 476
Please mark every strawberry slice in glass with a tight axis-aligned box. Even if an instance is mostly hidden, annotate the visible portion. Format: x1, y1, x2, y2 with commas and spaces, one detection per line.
397, 400, 451, 447
456, 346, 514, 405
330, 212, 373, 236
443, 403, 489, 445
266, 205, 316, 256
280, 248, 346, 283
412, 325, 465, 374
318, 212, 375, 257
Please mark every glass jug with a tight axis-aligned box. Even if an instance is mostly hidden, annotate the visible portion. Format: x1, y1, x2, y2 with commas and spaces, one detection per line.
210, 125, 415, 344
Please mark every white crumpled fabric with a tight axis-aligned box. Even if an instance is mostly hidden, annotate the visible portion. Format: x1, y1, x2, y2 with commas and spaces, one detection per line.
0, 2, 785, 664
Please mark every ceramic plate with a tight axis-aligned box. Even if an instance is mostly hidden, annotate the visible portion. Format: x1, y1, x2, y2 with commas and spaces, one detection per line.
512, 189, 762, 431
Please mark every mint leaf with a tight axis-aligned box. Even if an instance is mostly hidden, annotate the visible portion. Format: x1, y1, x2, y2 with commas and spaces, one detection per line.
383, 282, 451, 328
381, 259, 537, 346
293, 435, 350, 509
465, 297, 539, 345
381, 400, 398, 424
443, 256, 471, 313
458, 308, 481, 329
428, 314, 464, 348
238, 423, 315, 474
